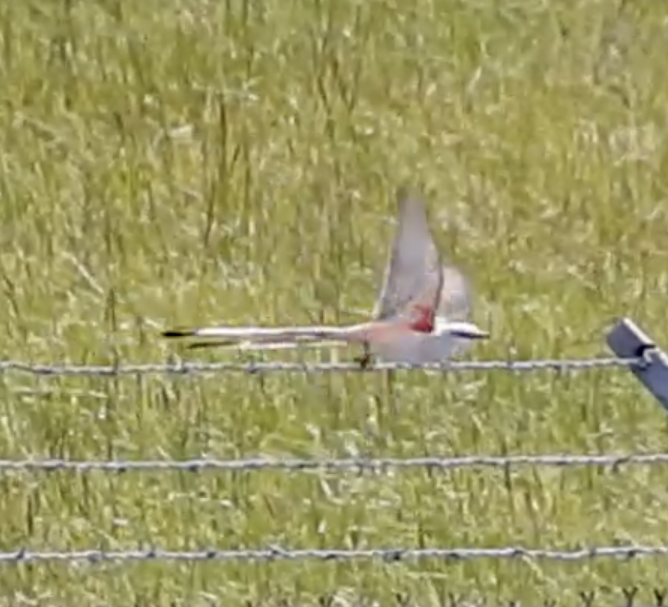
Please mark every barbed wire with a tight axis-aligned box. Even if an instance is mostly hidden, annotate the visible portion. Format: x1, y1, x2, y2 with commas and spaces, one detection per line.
0, 356, 645, 377
0, 453, 666, 473
0, 545, 666, 564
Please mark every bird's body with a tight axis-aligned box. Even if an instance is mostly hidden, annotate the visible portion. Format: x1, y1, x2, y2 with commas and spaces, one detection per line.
166, 302, 485, 364
162, 189, 488, 364
369, 317, 485, 364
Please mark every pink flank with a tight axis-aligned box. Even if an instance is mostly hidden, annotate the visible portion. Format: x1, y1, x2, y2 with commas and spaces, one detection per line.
408, 304, 435, 333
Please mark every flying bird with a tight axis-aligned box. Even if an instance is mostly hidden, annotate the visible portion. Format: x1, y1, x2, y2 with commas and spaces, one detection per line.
162, 189, 489, 365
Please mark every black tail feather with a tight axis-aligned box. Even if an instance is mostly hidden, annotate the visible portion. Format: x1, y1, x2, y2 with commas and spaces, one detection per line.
186, 341, 234, 350
162, 329, 195, 338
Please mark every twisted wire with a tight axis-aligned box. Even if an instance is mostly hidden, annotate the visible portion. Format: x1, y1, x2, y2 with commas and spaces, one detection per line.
0, 356, 644, 377
0, 545, 665, 563
0, 453, 665, 473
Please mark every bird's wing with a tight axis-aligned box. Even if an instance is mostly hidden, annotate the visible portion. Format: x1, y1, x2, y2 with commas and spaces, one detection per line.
372, 188, 443, 331
437, 262, 472, 322
433, 261, 478, 358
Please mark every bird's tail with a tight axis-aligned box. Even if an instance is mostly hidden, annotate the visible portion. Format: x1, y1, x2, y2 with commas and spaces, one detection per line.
162, 324, 364, 351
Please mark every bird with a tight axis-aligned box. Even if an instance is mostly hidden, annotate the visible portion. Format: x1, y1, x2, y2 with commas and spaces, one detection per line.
162, 188, 489, 365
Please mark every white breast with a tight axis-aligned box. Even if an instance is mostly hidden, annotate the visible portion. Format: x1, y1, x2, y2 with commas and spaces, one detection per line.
370, 332, 456, 364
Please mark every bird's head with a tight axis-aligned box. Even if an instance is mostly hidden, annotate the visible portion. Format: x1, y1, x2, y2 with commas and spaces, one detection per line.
435, 319, 489, 340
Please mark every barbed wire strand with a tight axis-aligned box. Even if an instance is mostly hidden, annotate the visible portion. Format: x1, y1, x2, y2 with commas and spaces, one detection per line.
0, 356, 646, 377
1, 545, 666, 564
0, 453, 667, 473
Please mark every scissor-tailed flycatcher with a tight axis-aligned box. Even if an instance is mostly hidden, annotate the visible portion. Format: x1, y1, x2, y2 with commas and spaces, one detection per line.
162, 189, 489, 364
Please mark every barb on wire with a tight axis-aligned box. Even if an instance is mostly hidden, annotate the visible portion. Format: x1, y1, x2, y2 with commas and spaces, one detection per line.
0, 453, 666, 473
0, 545, 666, 564
0, 356, 645, 377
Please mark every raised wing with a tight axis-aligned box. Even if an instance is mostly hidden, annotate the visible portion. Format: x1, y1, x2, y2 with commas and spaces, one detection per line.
435, 261, 481, 358
372, 188, 443, 332
437, 263, 472, 321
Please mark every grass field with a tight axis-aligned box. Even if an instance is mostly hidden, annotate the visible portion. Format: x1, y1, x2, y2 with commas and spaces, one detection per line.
1, 0, 668, 604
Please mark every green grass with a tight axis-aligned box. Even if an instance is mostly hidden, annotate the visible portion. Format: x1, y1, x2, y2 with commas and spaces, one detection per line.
1, 0, 668, 604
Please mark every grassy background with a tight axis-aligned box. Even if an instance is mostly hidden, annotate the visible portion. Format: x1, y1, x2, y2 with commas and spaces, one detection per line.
1, 0, 668, 604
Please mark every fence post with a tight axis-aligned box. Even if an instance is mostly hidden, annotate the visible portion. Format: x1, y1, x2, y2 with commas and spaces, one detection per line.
606, 317, 668, 413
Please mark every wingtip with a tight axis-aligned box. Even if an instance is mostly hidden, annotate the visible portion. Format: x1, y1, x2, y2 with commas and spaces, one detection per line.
395, 185, 426, 216
395, 185, 414, 207
186, 340, 237, 350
